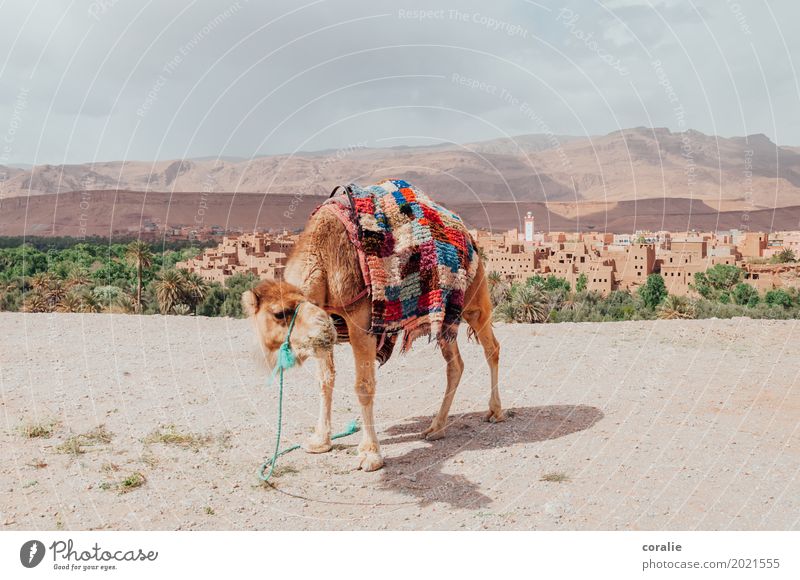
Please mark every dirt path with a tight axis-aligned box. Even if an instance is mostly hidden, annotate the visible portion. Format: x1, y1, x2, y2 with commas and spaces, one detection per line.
1, 312, 798, 530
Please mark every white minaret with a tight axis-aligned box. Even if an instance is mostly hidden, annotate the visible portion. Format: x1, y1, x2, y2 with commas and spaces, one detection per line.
524, 211, 534, 242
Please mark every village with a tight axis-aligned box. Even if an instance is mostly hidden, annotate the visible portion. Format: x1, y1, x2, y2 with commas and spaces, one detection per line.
176, 211, 800, 297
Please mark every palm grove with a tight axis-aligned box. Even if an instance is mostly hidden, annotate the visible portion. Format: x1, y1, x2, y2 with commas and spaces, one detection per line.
489, 258, 800, 323
0, 240, 254, 317
1, 240, 799, 322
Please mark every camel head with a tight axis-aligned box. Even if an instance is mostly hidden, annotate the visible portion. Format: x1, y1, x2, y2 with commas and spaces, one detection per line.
242, 280, 336, 368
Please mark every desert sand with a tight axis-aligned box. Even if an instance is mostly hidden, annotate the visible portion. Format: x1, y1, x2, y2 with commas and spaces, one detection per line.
1, 312, 798, 530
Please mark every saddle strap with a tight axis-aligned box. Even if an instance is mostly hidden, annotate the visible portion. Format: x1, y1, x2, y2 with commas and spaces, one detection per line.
329, 184, 364, 245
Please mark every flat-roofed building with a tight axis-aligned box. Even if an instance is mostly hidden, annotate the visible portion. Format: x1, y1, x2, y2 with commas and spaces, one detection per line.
485, 243, 537, 282
176, 233, 295, 283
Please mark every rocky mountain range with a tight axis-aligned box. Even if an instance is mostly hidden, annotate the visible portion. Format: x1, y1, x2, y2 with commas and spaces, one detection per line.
2, 128, 798, 209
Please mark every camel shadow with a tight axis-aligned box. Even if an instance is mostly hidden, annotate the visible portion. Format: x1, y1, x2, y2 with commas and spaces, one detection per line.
378, 405, 604, 510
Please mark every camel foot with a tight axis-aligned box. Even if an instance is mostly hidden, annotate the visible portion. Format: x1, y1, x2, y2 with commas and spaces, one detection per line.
484, 408, 507, 423
357, 451, 384, 472
422, 424, 446, 441
302, 433, 332, 454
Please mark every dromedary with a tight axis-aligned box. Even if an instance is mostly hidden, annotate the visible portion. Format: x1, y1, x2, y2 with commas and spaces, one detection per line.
243, 180, 504, 472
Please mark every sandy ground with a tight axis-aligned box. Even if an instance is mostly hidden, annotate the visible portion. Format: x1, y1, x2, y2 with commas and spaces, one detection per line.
1, 312, 798, 531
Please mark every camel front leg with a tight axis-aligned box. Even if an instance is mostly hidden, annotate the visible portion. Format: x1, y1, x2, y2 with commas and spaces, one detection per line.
303, 351, 335, 453
349, 328, 384, 472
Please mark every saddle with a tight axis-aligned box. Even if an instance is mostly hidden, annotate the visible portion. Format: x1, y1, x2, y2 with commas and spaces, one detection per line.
315, 179, 478, 365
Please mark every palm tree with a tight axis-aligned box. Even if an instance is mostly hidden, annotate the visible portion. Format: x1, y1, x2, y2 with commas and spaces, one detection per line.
510, 284, 549, 323
65, 268, 92, 289
180, 271, 209, 314
45, 280, 67, 308
29, 272, 56, 292
56, 291, 83, 313
486, 271, 508, 306
657, 295, 696, 320
0, 279, 19, 294
125, 241, 153, 313
0, 279, 19, 308
22, 292, 50, 313
79, 290, 102, 313
108, 293, 136, 314
492, 300, 518, 323
152, 269, 186, 314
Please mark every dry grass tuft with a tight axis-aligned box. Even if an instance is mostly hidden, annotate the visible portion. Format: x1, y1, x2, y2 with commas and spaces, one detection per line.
144, 425, 212, 451
139, 452, 159, 468
55, 436, 85, 455
101, 471, 147, 494
101, 462, 120, 473
84, 425, 113, 444
268, 464, 299, 479
19, 420, 58, 439
55, 424, 114, 455
540, 471, 570, 483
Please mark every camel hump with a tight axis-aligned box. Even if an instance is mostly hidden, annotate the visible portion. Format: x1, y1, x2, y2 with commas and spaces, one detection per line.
325, 179, 478, 350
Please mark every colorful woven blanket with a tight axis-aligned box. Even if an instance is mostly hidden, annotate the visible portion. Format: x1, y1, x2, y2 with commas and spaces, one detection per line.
318, 179, 478, 354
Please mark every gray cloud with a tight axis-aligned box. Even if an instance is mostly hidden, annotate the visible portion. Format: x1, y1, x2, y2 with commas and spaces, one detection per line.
0, 0, 797, 165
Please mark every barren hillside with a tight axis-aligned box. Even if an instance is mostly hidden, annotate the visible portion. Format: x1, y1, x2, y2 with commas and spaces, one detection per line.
3, 190, 800, 237
2, 128, 799, 208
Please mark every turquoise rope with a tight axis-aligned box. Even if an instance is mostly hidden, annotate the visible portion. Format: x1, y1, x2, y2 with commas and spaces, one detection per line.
258, 303, 360, 483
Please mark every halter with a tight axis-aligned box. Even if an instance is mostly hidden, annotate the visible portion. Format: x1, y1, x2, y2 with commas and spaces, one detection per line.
273, 302, 301, 373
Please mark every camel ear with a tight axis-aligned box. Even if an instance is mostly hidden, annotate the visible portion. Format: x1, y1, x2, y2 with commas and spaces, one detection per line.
242, 290, 258, 317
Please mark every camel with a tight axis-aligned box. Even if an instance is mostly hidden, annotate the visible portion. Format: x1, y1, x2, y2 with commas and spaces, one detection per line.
242, 183, 504, 472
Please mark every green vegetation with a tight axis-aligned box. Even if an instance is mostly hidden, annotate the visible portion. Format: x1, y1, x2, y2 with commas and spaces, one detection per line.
638, 273, 667, 309
492, 265, 800, 323
0, 240, 255, 318
691, 264, 742, 301
119, 472, 147, 493
3, 240, 799, 324
770, 248, 796, 264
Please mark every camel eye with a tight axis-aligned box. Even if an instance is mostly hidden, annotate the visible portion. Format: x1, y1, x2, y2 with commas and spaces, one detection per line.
272, 308, 294, 322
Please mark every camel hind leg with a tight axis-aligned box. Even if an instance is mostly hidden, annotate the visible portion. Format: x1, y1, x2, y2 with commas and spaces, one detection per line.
462, 262, 506, 423
422, 339, 465, 441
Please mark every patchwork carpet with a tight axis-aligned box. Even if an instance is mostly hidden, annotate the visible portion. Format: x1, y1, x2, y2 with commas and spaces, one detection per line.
317, 178, 478, 359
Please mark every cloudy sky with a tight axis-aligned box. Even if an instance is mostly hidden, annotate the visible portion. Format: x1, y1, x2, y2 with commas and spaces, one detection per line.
0, 0, 798, 164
